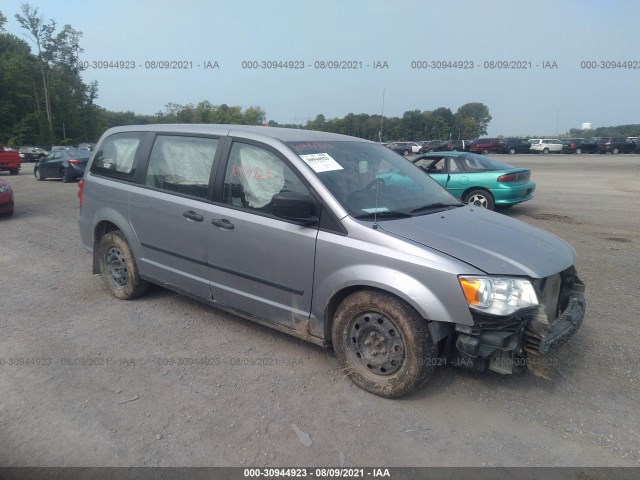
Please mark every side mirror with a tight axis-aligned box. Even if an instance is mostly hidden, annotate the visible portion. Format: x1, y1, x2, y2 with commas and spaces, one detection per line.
271, 191, 318, 225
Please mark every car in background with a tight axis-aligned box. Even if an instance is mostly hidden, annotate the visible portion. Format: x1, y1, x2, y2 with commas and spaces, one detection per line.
0, 145, 21, 175
78, 143, 96, 151
19, 146, 49, 162
468, 138, 501, 154
596, 137, 637, 154
530, 139, 563, 154
0, 177, 14, 217
561, 138, 599, 154
419, 140, 445, 153
34, 148, 91, 182
497, 139, 533, 154
431, 139, 470, 152
386, 142, 419, 156
408, 151, 535, 210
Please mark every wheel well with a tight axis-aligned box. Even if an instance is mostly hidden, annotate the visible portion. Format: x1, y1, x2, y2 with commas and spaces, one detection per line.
323, 286, 426, 345
92, 221, 121, 273
461, 186, 491, 201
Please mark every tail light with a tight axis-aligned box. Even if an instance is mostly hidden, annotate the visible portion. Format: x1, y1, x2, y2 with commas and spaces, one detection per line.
497, 173, 517, 182
78, 179, 84, 207
69, 159, 83, 165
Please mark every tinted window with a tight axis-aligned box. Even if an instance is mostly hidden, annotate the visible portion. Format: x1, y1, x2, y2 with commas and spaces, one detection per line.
91, 132, 145, 180
145, 135, 219, 199
222, 142, 309, 214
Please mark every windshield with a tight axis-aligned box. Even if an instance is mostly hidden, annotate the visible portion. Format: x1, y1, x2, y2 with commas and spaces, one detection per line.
286, 141, 459, 218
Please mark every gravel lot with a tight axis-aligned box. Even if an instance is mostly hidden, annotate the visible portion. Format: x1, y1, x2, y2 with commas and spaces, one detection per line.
0, 154, 639, 467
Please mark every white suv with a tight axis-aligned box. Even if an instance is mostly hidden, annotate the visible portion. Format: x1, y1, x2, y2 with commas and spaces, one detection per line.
530, 139, 563, 154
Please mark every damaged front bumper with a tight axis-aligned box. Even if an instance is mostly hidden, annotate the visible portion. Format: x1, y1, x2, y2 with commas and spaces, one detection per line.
451, 267, 586, 374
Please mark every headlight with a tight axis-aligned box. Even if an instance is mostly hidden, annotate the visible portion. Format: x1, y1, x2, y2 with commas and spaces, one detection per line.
459, 276, 538, 316
0, 185, 10, 193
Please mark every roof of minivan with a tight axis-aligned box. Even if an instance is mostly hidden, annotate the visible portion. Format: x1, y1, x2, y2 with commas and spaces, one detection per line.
103, 124, 369, 143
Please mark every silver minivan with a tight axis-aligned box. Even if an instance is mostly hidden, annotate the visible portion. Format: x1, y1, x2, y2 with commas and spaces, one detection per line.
78, 125, 585, 397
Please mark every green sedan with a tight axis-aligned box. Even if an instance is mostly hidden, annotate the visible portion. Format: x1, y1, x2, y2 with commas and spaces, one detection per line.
409, 151, 536, 210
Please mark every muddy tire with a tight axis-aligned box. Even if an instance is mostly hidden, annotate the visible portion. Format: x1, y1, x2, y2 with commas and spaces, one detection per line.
332, 290, 437, 398
97, 231, 149, 300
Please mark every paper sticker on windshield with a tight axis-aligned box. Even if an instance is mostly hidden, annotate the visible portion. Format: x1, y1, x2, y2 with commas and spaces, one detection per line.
300, 153, 343, 173
362, 207, 389, 213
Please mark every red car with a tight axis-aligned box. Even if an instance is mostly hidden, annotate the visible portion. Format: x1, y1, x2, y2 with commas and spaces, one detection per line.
0, 145, 21, 175
0, 178, 14, 216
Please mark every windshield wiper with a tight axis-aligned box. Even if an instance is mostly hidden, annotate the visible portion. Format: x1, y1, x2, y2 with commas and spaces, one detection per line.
410, 202, 463, 214
355, 210, 413, 220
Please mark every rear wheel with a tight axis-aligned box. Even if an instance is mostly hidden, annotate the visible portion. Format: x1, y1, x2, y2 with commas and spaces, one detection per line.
332, 290, 437, 398
482, 149, 489, 154
9, 169, 19, 175
97, 231, 149, 300
575, 148, 582, 155
612, 147, 619, 154
542, 147, 549, 154
463, 189, 495, 210
508, 148, 516, 155
402, 149, 409, 156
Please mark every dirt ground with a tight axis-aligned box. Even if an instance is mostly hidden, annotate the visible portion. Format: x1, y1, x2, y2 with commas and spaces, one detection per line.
0, 154, 638, 467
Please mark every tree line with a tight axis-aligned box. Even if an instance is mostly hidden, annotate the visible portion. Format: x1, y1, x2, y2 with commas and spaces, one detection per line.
2, 5, 638, 148
0, 4, 493, 146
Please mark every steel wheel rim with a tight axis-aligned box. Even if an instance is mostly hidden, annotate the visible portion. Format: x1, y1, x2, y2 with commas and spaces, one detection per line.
106, 246, 128, 286
467, 194, 488, 208
347, 312, 405, 376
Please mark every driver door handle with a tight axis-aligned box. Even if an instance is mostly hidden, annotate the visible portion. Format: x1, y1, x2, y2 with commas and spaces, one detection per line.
212, 218, 234, 230
183, 211, 203, 222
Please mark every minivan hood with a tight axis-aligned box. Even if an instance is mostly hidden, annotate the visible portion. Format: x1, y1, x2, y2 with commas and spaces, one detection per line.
377, 206, 575, 278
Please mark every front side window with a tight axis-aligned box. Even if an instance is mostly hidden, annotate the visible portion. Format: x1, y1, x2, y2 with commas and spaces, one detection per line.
145, 135, 219, 199
286, 141, 458, 218
222, 142, 309, 214
91, 132, 144, 179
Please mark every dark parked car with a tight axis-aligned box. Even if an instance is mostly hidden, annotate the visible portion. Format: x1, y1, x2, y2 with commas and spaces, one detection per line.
386, 142, 419, 156
419, 140, 446, 153
431, 140, 470, 152
19, 146, 49, 162
497, 139, 533, 154
561, 138, 599, 154
596, 137, 637, 154
469, 138, 501, 154
34, 148, 91, 182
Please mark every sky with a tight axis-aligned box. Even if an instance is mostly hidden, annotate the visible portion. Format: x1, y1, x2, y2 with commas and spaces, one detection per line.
2, 0, 639, 137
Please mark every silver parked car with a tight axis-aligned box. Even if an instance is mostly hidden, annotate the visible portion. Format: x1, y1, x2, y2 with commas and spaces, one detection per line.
78, 125, 586, 398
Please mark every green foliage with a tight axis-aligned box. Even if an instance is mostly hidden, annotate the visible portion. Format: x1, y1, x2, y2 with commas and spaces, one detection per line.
0, 4, 102, 145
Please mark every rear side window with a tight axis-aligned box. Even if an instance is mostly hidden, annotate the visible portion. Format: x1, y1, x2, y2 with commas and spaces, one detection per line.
91, 132, 144, 180
145, 135, 219, 199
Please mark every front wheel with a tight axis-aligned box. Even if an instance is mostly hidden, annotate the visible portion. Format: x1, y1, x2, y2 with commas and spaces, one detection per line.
34, 168, 45, 181
9, 169, 19, 176
542, 147, 549, 154
508, 148, 516, 155
575, 148, 582, 155
463, 189, 495, 210
61, 168, 70, 183
402, 149, 409, 156
612, 147, 619, 154
97, 231, 149, 300
332, 291, 437, 398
